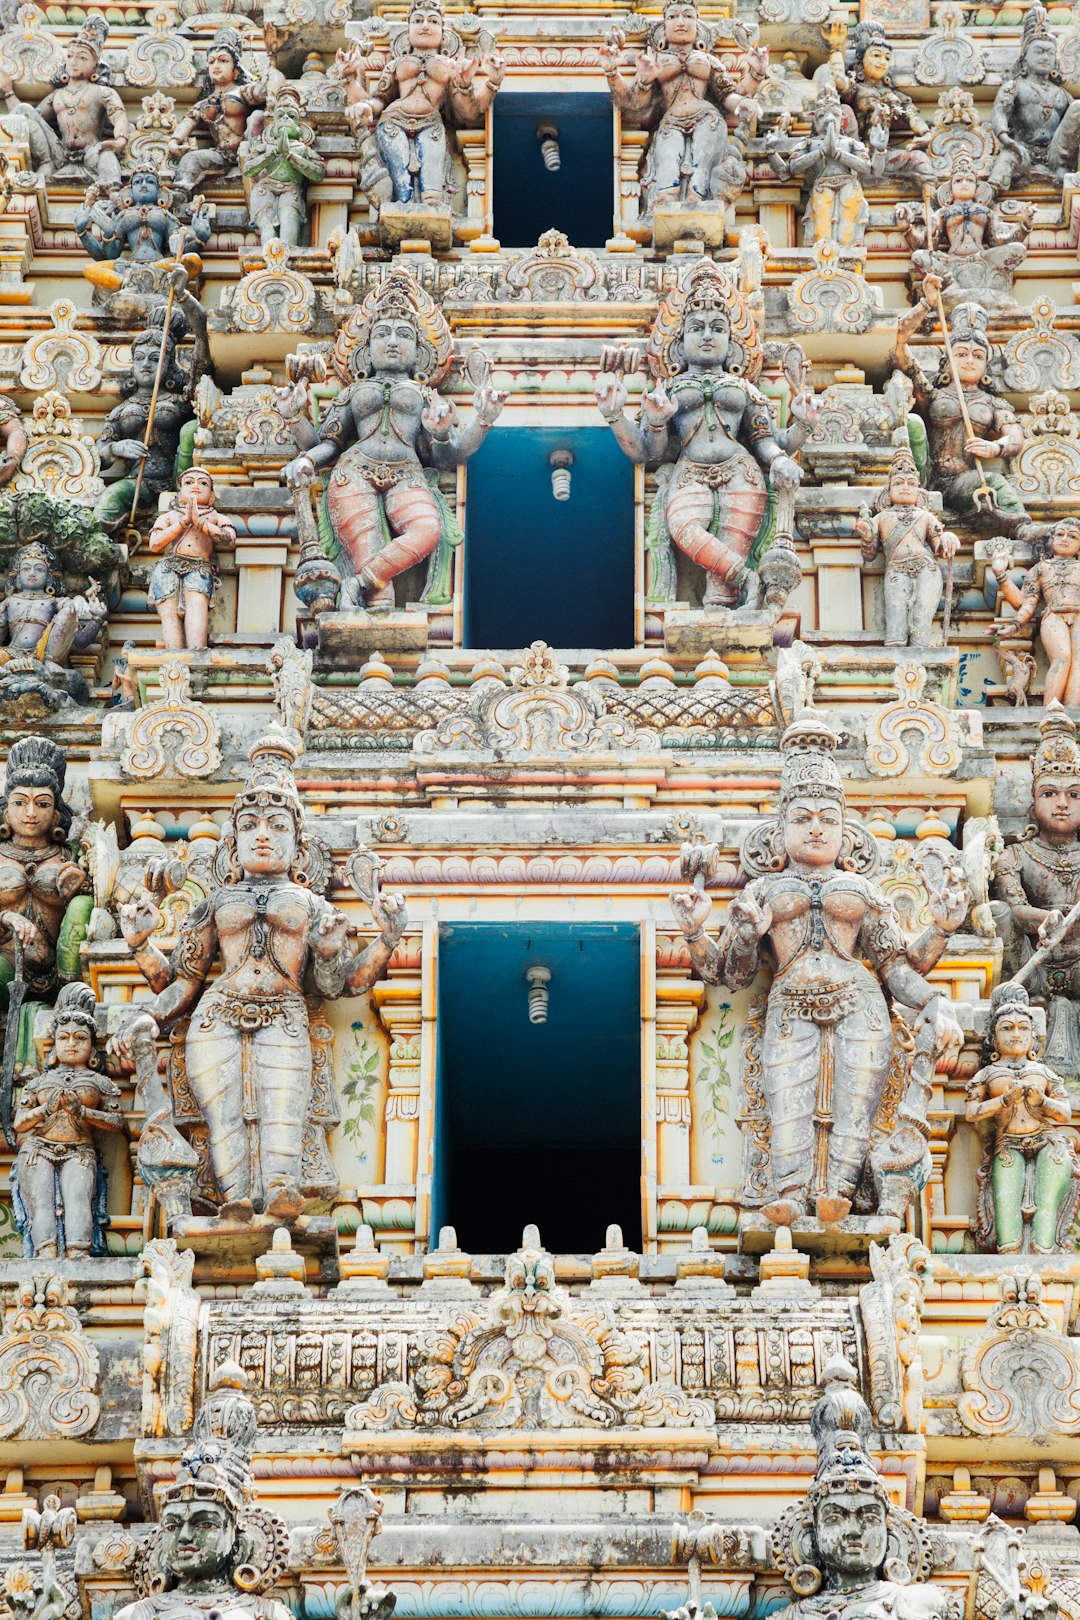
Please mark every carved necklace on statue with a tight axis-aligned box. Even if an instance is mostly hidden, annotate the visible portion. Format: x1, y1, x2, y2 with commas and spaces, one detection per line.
1025, 838, 1080, 880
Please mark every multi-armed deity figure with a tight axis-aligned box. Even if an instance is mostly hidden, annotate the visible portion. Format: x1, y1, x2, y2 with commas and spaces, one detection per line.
0, 541, 107, 708
896, 153, 1033, 315
992, 709, 1080, 1086
146, 468, 236, 651
895, 277, 1036, 538
111, 721, 407, 1223
339, 0, 502, 243
992, 520, 1080, 709
75, 167, 212, 294
281, 268, 504, 613
854, 448, 958, 649
168, 28, 266, 208
601, 0, 764, 248
12, 982, 126, 1259
836, 22, 933, 191
770, 86, 873, 250
114, 1365, 395, 1620
670, 713, 966, 1225
0, 736, 89, 1005
0, 17, 128, 188
238, 83, 326, 249
595, 259, 811, 612
966, 981, 1080, 1255
989, 3, 1080, 191
770, 1359, 954, 1619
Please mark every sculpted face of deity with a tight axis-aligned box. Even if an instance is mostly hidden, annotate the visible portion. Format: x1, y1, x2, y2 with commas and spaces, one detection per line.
5, 785, 58, 845
130, 170, 161, 206
681, 308, 731, 369
1033, 779, 1080, 840
408, 8, 445, 50
1051, 519, 1080, 559
949, 338, 988, 388
207, 46, 240, 86
16, 553, 51, 594
890, 464, 921, 507
993, 1005, 1035, 1060
370, 317, 419, 374
784, 795, 844, 869
64, 41, 99, 82
131, 335, 165, 389
1023, 36, 1058, 78
814, 1489, 890, 1583
951, 169, 978, 202
52, 1018, 94, 1067
664, 2, 699, 47
860, 42, 892, 82
234, 806, 297, 878
160, 1500, 238, 1586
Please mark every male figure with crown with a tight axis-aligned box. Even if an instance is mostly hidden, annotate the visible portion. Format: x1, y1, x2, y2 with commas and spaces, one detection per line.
0, 18, 128, 188
109, 722, 407, 1224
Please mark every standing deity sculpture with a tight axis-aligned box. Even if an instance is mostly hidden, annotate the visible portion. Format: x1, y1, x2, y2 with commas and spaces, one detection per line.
992, 520, 1080, 709
854, 448, 958, 649
991, 708, 1080, 1085
770, 86, 873, 250
94, 270, 211, 530
75, 167, 213, 294
238, 82, 326, 250
670, 714, 965, 1225
989, 3, 1080, 191
0, 541, 107, 708
114, 1365, 395, 1620
595, 259, 812, 613
836, 22, 934, 191
0, 18, 128, 188
110, 722, 408, 1224
966, 982, 1080, 1255
281, 268, 504, 614
769, 1358, 954, 1620
168, 28, 267, 208
895, 279, 1037, 540
338, 0, 502, 248
896, 154, 1033, 316
11, 982, 126, 1259
147, 467, 236, 651
601, 0, 765, 249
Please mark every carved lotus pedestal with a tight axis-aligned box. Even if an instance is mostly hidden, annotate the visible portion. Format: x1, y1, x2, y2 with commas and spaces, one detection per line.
379, 205, 454, 253
652, 206, 729, 254
318, 609, 431, 660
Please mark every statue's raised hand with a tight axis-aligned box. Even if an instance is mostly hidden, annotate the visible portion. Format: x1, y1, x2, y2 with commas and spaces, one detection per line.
926, 866, 969, 935
641, 381, 676, 428
422, 395, 456, 442
107, 1009, 160, 1068
370, 889, 407, 945
670, 887, 712, 941
314, 908, 351, 957
595, 373, 627, 423
473, 385, 506, 426
118, 897, 161, 951
283, 453, 315, 488
727, 889, 773, 941
769, 453, 803, 493
1, 910, 38, 949
598, 36, 623, 72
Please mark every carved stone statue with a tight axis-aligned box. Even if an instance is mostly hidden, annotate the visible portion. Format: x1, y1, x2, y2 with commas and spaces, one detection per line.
12, 982, 126, 1259
168, 28, 266, 207
147, 468, 236, 651
75, 166, 212, 294
110, 723, 408, 1224
114, 1365, 395, 1620
0, 17, 128, 188
991, 708, 1080, 1085
670, 713, 965, 1225
837, 22, 933, 191
0, 397, 27, 486
966, 981, 1080, 1255
895, 282, 1037, 539
339, 0, 502, 246
989, 3, 1080, 191
595, 259, 811, 613
0, 736, 90, 1004
854, 447, 958, 648
771, 86, 872, 250
601, 0, 764, 248
94, 271, 211, 530
897, 154, 1032, 317
0, 541, 107, 708
281, 268, 504, 613
238, 82, 326, 249
992, 520, 1080, 708
770, 1357, 954, 1619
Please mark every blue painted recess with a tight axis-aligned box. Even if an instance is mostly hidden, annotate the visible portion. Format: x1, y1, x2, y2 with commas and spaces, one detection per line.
432, 923, 642, 1253
493, 92, 614, 249
463, 425, 635, 650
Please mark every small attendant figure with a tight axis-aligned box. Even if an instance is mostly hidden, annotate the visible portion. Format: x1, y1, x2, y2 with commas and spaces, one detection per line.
146, 468, 236, 651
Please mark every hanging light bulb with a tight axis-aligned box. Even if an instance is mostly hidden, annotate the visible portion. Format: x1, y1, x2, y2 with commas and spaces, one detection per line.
536, 121, 560, 171
549, 449, 573, 501
526, 965, 551, 1024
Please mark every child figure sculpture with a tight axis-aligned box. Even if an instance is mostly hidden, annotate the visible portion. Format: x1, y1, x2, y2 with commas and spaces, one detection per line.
854, 448, 958, 648
993, 518, 1080, 707
147, 468, 236, 651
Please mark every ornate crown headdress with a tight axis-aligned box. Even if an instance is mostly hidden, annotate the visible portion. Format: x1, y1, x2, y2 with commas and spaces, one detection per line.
1021, 2, 1054, 50
1032, 704, 1080, 788
949, 301, 991, 347
647, 260, 763, 383
49, 982, 97, 1042
232, 725, 305, 831
209, 25, 246, 63
2, 735, 70, 821
988, 978, 1034, 1034
778, 710, 844, 809
330, 267, 453, 386
163, 1363, 257, 1515
889, 446, 919, 479
71, 15, 108, 61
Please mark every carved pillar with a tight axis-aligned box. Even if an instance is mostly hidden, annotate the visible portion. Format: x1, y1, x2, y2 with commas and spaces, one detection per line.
369, 929, 425, 1253
652, 930, 707, 1250
615, 117, 650, 243
810, 532, 866, 635
235, 531, 287, 633
457, 122, 491, 243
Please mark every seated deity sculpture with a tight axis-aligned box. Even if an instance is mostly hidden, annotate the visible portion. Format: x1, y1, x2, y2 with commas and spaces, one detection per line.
896, 154, 1032, 315
989, 3, 1080, 190
75, 167, 212, 295
836, 22, 933, 191
168, 28, 267, 207
0, 541, 106, 709
0, 18, 128, 188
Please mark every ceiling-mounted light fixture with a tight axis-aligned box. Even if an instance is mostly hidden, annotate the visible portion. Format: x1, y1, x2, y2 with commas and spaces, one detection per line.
526, 965, 551, 1024
549, 449, 573, 501
536, 121, 560, 171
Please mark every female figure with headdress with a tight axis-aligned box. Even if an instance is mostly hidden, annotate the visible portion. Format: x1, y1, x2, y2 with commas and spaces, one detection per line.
894, 277, 1035, 539
93, 267, 211, 531
989, 2, 1080, 190
965, 982, 1080, 1255
0, 18, 128, 188
853, 448, 958, 649
281, 268, 504, 610
110, 726, 408, 1223
0, 737, 90, 1004
0, 541, 107, 706
895, 153, 1032, 315
595, 259, 810, 610
600, 0, 764, 234
169, 28, 266, 207
835, 22, 934, 191
12, 982, 126, 1259
75, 165, 212, 294
670, 716, 966, 1225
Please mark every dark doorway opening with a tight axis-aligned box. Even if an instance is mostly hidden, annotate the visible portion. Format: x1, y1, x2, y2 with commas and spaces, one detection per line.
432, 923, 641, 1254
493, 92, 614, 249
464, 426, 634, 651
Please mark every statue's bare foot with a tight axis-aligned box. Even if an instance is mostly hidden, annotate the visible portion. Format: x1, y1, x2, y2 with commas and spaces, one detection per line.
762, 1198, 803, 1226
265, 1182, 305, 1222
219, 1197, 255, 1223
815, 1195, 852, 1223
